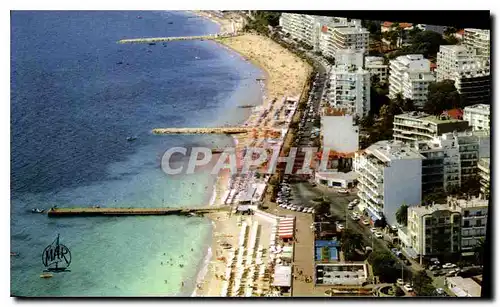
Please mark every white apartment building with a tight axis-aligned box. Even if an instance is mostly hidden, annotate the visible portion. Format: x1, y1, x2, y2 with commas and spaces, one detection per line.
413, 134, 461, 193
463, 104, 490, 131
402, 196, 488, 258
455, 130, 490, 184
393, 112, 470, 143
436, 45, 490, 105
326, 50, 370, 118
327, 26, 369, 57
354, 140, 422, 227
388, 54, 436, 107
463, 29, 490, 61
450, 197, 489, 252
279, 13, 359, 53
364, 56, 388, 84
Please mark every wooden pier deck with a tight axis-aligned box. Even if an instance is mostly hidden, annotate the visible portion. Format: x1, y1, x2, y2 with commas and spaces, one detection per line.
47, 206, 228, 217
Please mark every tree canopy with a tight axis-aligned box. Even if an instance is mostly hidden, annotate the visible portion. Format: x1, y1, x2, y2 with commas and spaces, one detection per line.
341, 229, 365, 260
367, 250, 400, 283
395, 204, 409, 226
424, 80, 462, 115
412, 270, 437, 296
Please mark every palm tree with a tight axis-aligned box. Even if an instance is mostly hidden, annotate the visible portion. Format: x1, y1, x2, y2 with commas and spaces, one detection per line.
395, 204, 409, 226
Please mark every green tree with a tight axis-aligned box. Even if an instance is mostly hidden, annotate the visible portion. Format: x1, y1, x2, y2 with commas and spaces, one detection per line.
395, 204, 409, 226
412, 270, 436, 296
316, 200, 331, 216
408, 30, 447, 58
368, 250, 400, 283
424, 80, 462, 115
341, 229, 365, 260
444, 26, 458, 36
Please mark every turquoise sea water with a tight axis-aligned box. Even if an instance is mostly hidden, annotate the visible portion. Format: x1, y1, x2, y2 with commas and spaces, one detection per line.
11, 11, 263, 296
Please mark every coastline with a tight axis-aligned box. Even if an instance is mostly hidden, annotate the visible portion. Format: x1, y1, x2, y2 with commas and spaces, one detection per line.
193, 39, 312, 299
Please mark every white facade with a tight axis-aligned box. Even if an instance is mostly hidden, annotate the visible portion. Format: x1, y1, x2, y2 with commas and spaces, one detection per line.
364, 56, 388, 84
326, 50, 370, 117
393, 112, 470, 143
320, 113, 359, 152
279, 13, 359, 53
436, 45, 490, 104
327, 26, 369, 58
463, 28, 490, 61
463, 104, 490, 131
354, 140, 422, 226
404, 196, 488, 257
477, 157, 490, 197
389, 54, 435, 107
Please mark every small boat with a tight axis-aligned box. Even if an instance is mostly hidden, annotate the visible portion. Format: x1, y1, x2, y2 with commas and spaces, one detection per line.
40, 273, 53, 279
148, 42, 156, 46
195, 56, 200, 60
32, 208, 45, 213
126, 136, 137, 142
168, 22, 174, 25
137, 16, 143, 19
116, 61, 123, 65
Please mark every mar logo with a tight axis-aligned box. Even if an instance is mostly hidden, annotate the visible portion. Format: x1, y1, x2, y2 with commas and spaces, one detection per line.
42, 234, 71, 272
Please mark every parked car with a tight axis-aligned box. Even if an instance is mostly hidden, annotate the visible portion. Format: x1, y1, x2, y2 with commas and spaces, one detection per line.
337, 224, 345, 230
352, 199, 360, 205
347, 203, 355, 210
436, 288, 445, 295
338, 189, 349, 194
429, 265, 441, 271
403, 284, 413, 292
443, 263, 457, 269
365, 246, 373, 253
370, 228, 378, 233
397, 278, 404, 286
362, 219, 370, 226
374, 232, 383, 239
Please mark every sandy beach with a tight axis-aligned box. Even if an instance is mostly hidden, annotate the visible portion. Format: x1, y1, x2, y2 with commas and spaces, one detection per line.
191, 14, 312, 297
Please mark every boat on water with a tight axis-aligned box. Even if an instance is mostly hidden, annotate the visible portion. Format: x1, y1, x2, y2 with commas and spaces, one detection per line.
195, 56, 200, 60
126, 136, 137, 142
116, 61, 123, 65
168, 22, 174, 24
40, 273, 53, 279
137, 16, 143, 19
31, 208, 45, 213
148, 42, 156, 46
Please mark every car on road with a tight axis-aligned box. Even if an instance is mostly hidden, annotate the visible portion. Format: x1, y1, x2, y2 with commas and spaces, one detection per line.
374, 232, 383, 239
397, 278, 404, 286
350, 215, 360, 221
338, 189, 349, 194
442, 263, 457, 269
370, 228, 378, 233
429, 265, 441, 271
352, 199, 360, 205
337, 224, 345, 230
403, 284, 413, 292
361, 219, 370, 226
347, 203, 355, 210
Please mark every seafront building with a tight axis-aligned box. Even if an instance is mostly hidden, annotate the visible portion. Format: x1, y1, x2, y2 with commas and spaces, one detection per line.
393, 112, 470, 143
326, 26, 369, 57
436, 45, 490, 105
388, 54, 436, 107
326, 50, 371, 118
463, 104, 490, 131
320, 108, 360, 153
353, 140, 423, 227
278, 13, 360, 52
364, 56, 388, 84
463, 29, 490, 61
399, 196, 488, 259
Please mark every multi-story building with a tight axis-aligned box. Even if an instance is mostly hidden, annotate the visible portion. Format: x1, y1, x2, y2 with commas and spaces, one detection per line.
463, 104, 490, 131
326, 50, 370, 117
449, 197, 489, 252
413, 134, 461, 193
364, 56, 388, 84
381, 22, 414, 47
279, 13, 360, 53
436, 45, 490, 105
402, 196, 488, 259
477, 157, 490, 198
455, 130, 490, 184
327, 26, 369, 57
393, 112, 470, 143
354, 140, 423, 227
463, 28, 490, 61
320, 108, 359, 153
406, 203, 462, 257
318, 20, 364, 58
388, 54, 436, 107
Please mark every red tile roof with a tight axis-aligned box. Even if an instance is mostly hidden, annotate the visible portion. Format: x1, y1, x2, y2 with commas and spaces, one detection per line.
457, 29, 465, 36
382, 21, 413, 29
443, 109, 463, 120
